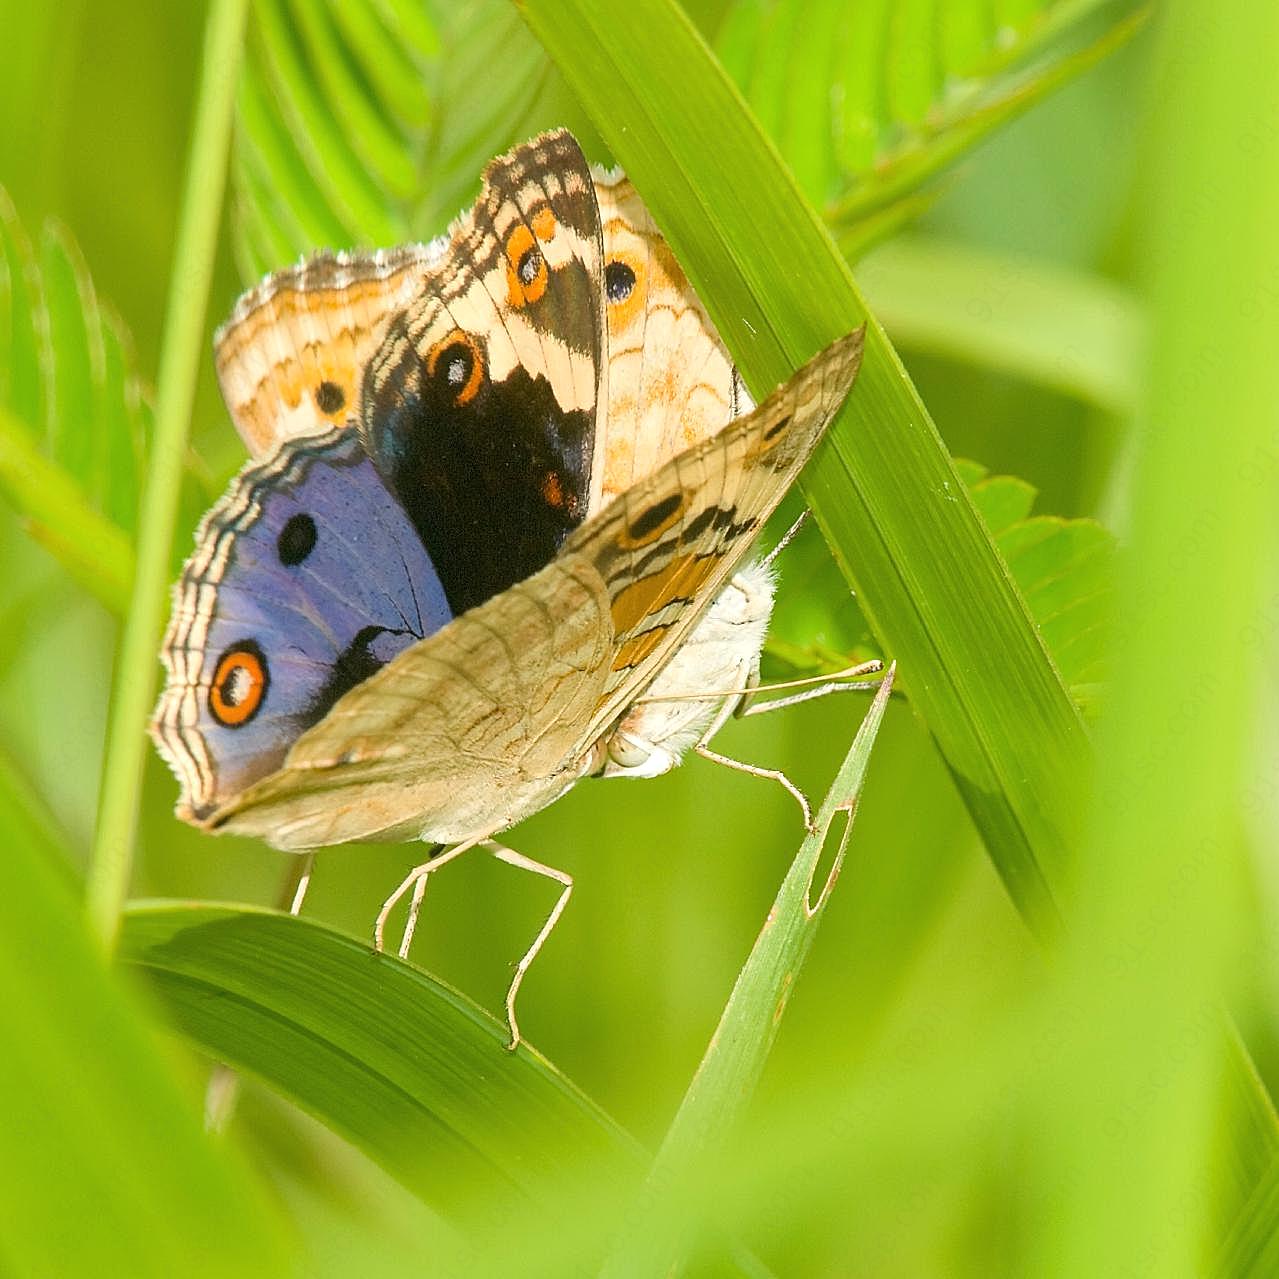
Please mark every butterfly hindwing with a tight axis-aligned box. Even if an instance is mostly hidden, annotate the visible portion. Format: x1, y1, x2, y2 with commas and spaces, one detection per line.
203, 557, 614, 849
215, 246, 434, 459
151, 428, 454, 821
203, 332, 864, 849
360, 130, 607, 615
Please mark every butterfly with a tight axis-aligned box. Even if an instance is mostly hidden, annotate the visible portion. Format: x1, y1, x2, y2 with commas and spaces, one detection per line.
152, 130, 866, 1046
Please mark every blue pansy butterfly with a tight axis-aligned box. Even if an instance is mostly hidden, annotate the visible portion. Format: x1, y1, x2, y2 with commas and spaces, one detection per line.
152, 131, 865, 1045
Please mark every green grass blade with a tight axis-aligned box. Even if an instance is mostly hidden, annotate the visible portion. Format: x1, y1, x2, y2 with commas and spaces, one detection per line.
87, 0, 250, 951
0, 759, 291, 1277
516, 0, 1089, 933
600, 669, 895, 1277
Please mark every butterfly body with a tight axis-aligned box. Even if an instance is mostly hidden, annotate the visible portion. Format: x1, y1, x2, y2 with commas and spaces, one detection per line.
600, 558, 775, 779
153, 130, 864, 859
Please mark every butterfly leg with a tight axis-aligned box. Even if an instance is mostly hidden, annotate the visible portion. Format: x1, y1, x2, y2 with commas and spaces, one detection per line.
481, 840, 573, 1052
374, 837, 483, 959
759, 508, 809, 569
693, 665, 817, 832
695, 742, 815, 832
286, 851, 316, 916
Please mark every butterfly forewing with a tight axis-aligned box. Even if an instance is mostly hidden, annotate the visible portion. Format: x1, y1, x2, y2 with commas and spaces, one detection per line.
360, 130, 608, 615
568, 328, 865, 744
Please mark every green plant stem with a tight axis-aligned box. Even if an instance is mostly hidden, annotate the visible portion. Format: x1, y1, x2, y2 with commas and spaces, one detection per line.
86, 0, 249, 952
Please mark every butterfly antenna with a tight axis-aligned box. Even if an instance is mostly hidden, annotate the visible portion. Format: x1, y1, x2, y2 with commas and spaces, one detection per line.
761, 509, 810, 569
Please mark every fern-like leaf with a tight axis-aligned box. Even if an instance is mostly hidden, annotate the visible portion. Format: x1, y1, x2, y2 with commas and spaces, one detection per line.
766, 458, 1114, 708
231, 0, 566, 274
0, 193, 210, 612
716, 0, 1148, 257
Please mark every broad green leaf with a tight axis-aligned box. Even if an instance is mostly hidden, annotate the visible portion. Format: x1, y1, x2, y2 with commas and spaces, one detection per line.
958, 459, 1114, 691
716, 0, 1148, 252
121, 904, 788, 1277
859, 234, 1142, 415
0, 757, 292, 1278
120, 905, 642, 1225
601, 670, 895, 1276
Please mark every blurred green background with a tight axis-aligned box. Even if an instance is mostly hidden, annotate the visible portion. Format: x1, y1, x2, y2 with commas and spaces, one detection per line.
2, 1, 1275, 1275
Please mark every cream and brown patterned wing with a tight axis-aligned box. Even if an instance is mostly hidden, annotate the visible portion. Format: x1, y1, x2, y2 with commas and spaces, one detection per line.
592, 168, 748, 503
216, 245, 435, 459
570, 328, 864, 741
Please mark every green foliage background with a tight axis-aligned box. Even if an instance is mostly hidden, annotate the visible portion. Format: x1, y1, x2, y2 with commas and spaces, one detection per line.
1, 1, 1277, 1276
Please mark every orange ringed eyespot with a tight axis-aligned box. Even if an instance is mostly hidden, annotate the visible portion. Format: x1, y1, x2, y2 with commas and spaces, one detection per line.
425, 329, 485, 405
505, 224, 548, 307
209, 643, 269, 727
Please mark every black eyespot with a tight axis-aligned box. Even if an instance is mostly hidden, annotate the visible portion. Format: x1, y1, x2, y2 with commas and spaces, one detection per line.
605, 260, 636, 304
425, 330, 484, 405
277, 513, 317, 566
517, 246, 542, 286
434, 341, 471, 386
314, 380, 345, 414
